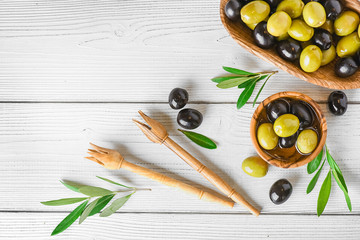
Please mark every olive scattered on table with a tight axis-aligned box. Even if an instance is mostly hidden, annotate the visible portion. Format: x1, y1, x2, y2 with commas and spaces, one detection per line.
169, 88, 189, 110
266, 99, 290, 122
328, 91, 348, 116
296, 129, 318, 154
290, 101, 313, 130
242, 156, 269, 178
335, 57, 359, 78
177, 108, 203, 129
273, 113, 300, 137
276, 39, 302, 62
269, 179, 293, 205
257, 123, 279, 150
253, 22, 277, 49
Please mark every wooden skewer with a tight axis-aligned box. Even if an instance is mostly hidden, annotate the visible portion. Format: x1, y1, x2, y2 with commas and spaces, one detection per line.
86, 143, 234, 208
133, 111, 260, 216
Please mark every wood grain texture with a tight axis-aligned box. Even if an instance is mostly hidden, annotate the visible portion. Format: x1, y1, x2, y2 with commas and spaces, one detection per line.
1, 0, 360, 102
250, 92, 327, 168
1, 212, 359, 239
0, 103, 359, 214
220, 0, 360, 90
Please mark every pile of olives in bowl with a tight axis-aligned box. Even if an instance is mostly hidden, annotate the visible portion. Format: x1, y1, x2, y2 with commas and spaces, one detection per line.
255, 96, 322, 164
225, 0, 360, 77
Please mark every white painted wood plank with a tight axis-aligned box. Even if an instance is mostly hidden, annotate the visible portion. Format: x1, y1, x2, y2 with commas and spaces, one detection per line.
0, 212, 359, 239
1, 103, 359, 214
1, 0, 359, 102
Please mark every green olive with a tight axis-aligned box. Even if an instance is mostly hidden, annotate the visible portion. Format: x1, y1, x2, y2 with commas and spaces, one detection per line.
241, 0, 270, 25
246, 22, 258, 30
320, 19, 334, 34
288, 19, 314, 42
321, 45, 336, 66
241, 156, 268, 178
334, 11, 360, 37
302, 2, 326, 28
300, 45, 323, 72
277, 32, 290, 41
276, 0, 304, 19
257, 123, 278, 150
273, 114, 300, 137
358, 24, 360, 38
267, 11, 292, 37
336, 32, 360, 58
296, 129, 318, 154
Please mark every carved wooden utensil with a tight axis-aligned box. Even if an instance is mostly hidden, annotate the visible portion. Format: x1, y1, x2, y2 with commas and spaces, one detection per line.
85, 143, 234, 208
133, 111, 260, 216
220, 0, 360, 89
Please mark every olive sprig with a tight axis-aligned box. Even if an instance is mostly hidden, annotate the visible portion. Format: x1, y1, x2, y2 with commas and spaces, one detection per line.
41, 176, 151, 236
306, 145, 352, 216
212, 66, 278, 109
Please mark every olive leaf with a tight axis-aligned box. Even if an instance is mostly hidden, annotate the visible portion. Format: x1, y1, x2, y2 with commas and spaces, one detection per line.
212, 76, 245, 83
307, 149, 323, 174
237, 79, 257, 109
216, 77, 252, 89
96, 176, 132, 189
51, 200, 88, 236
79, 198, 100, 224
238, 75, 267, 88
307, 160, 325, 194
60, 180, 84, 193
222, 66, 255, 76
100, 194, 132, 217
317, 170, 332, 217
89, 194, 115, 216
178, 129, 217, 149
41, 197, 88, 206
252, 74, 272, 107
79, 186, 113, 197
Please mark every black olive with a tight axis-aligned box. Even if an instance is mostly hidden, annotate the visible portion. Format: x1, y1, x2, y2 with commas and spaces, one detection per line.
279, 132, 298, 148
335, 57, 359, 78
265, 0, 281, 9
168, 88, 189, 110
354, 50, 360, 66
313, 28, 333, 50
253, 22, 276, 49
328, 91, 348, 116
276, 39, 302, 62
269, 179, 292, 205
291, 101, 313, 130
224, 0, 244, 22
266, 99, 290, 122
323, 0, 343, 20
177, 108, 203, 129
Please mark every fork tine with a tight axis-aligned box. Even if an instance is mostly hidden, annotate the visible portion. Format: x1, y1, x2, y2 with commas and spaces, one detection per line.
89, 143, 110, 153
85, 156, 104, 166
133, 119, 160, 143
87, 151, 104, 160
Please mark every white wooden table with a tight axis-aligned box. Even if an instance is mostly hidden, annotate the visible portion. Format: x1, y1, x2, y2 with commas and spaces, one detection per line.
1, 0, 360, 239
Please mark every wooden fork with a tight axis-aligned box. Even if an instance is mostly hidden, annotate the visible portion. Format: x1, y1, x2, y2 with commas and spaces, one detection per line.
85, 143, 234, 208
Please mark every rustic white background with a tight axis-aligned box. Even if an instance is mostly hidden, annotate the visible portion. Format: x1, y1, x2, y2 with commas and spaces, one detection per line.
1, 0, 360, 239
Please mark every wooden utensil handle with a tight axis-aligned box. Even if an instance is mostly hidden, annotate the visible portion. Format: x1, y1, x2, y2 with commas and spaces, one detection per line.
164, 137, 260, 216
120, 159, 234, 208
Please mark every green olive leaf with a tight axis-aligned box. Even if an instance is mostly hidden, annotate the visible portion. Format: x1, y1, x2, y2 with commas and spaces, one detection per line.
222, 66, 255, 76
60, 180, 85, 193
237, 79, 257, 109
96, 176, 132, 189
178, 129, 217, 149
79, 186, 113, 197
326, 150, 348, 192
79, 198, 99, 224
100, 194, 132, 217
41, 197, 88, 206
89, 194, 115, 216
306, 160, 325, 194
252, 74, 271, 107
51, 200, 88, 236
317, 170, 332, 217
308, 149, 324, 174
216, 77, 253, 89
212, 76, 245, 83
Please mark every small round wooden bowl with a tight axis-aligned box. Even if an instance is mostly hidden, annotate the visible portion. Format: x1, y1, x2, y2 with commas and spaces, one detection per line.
220, 0, 360, 89
250, 92, 327, 168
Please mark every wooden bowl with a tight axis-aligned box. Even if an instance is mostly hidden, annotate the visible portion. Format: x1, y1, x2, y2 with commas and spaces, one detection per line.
250, 91, 327, 168
220, 0, 360, 89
